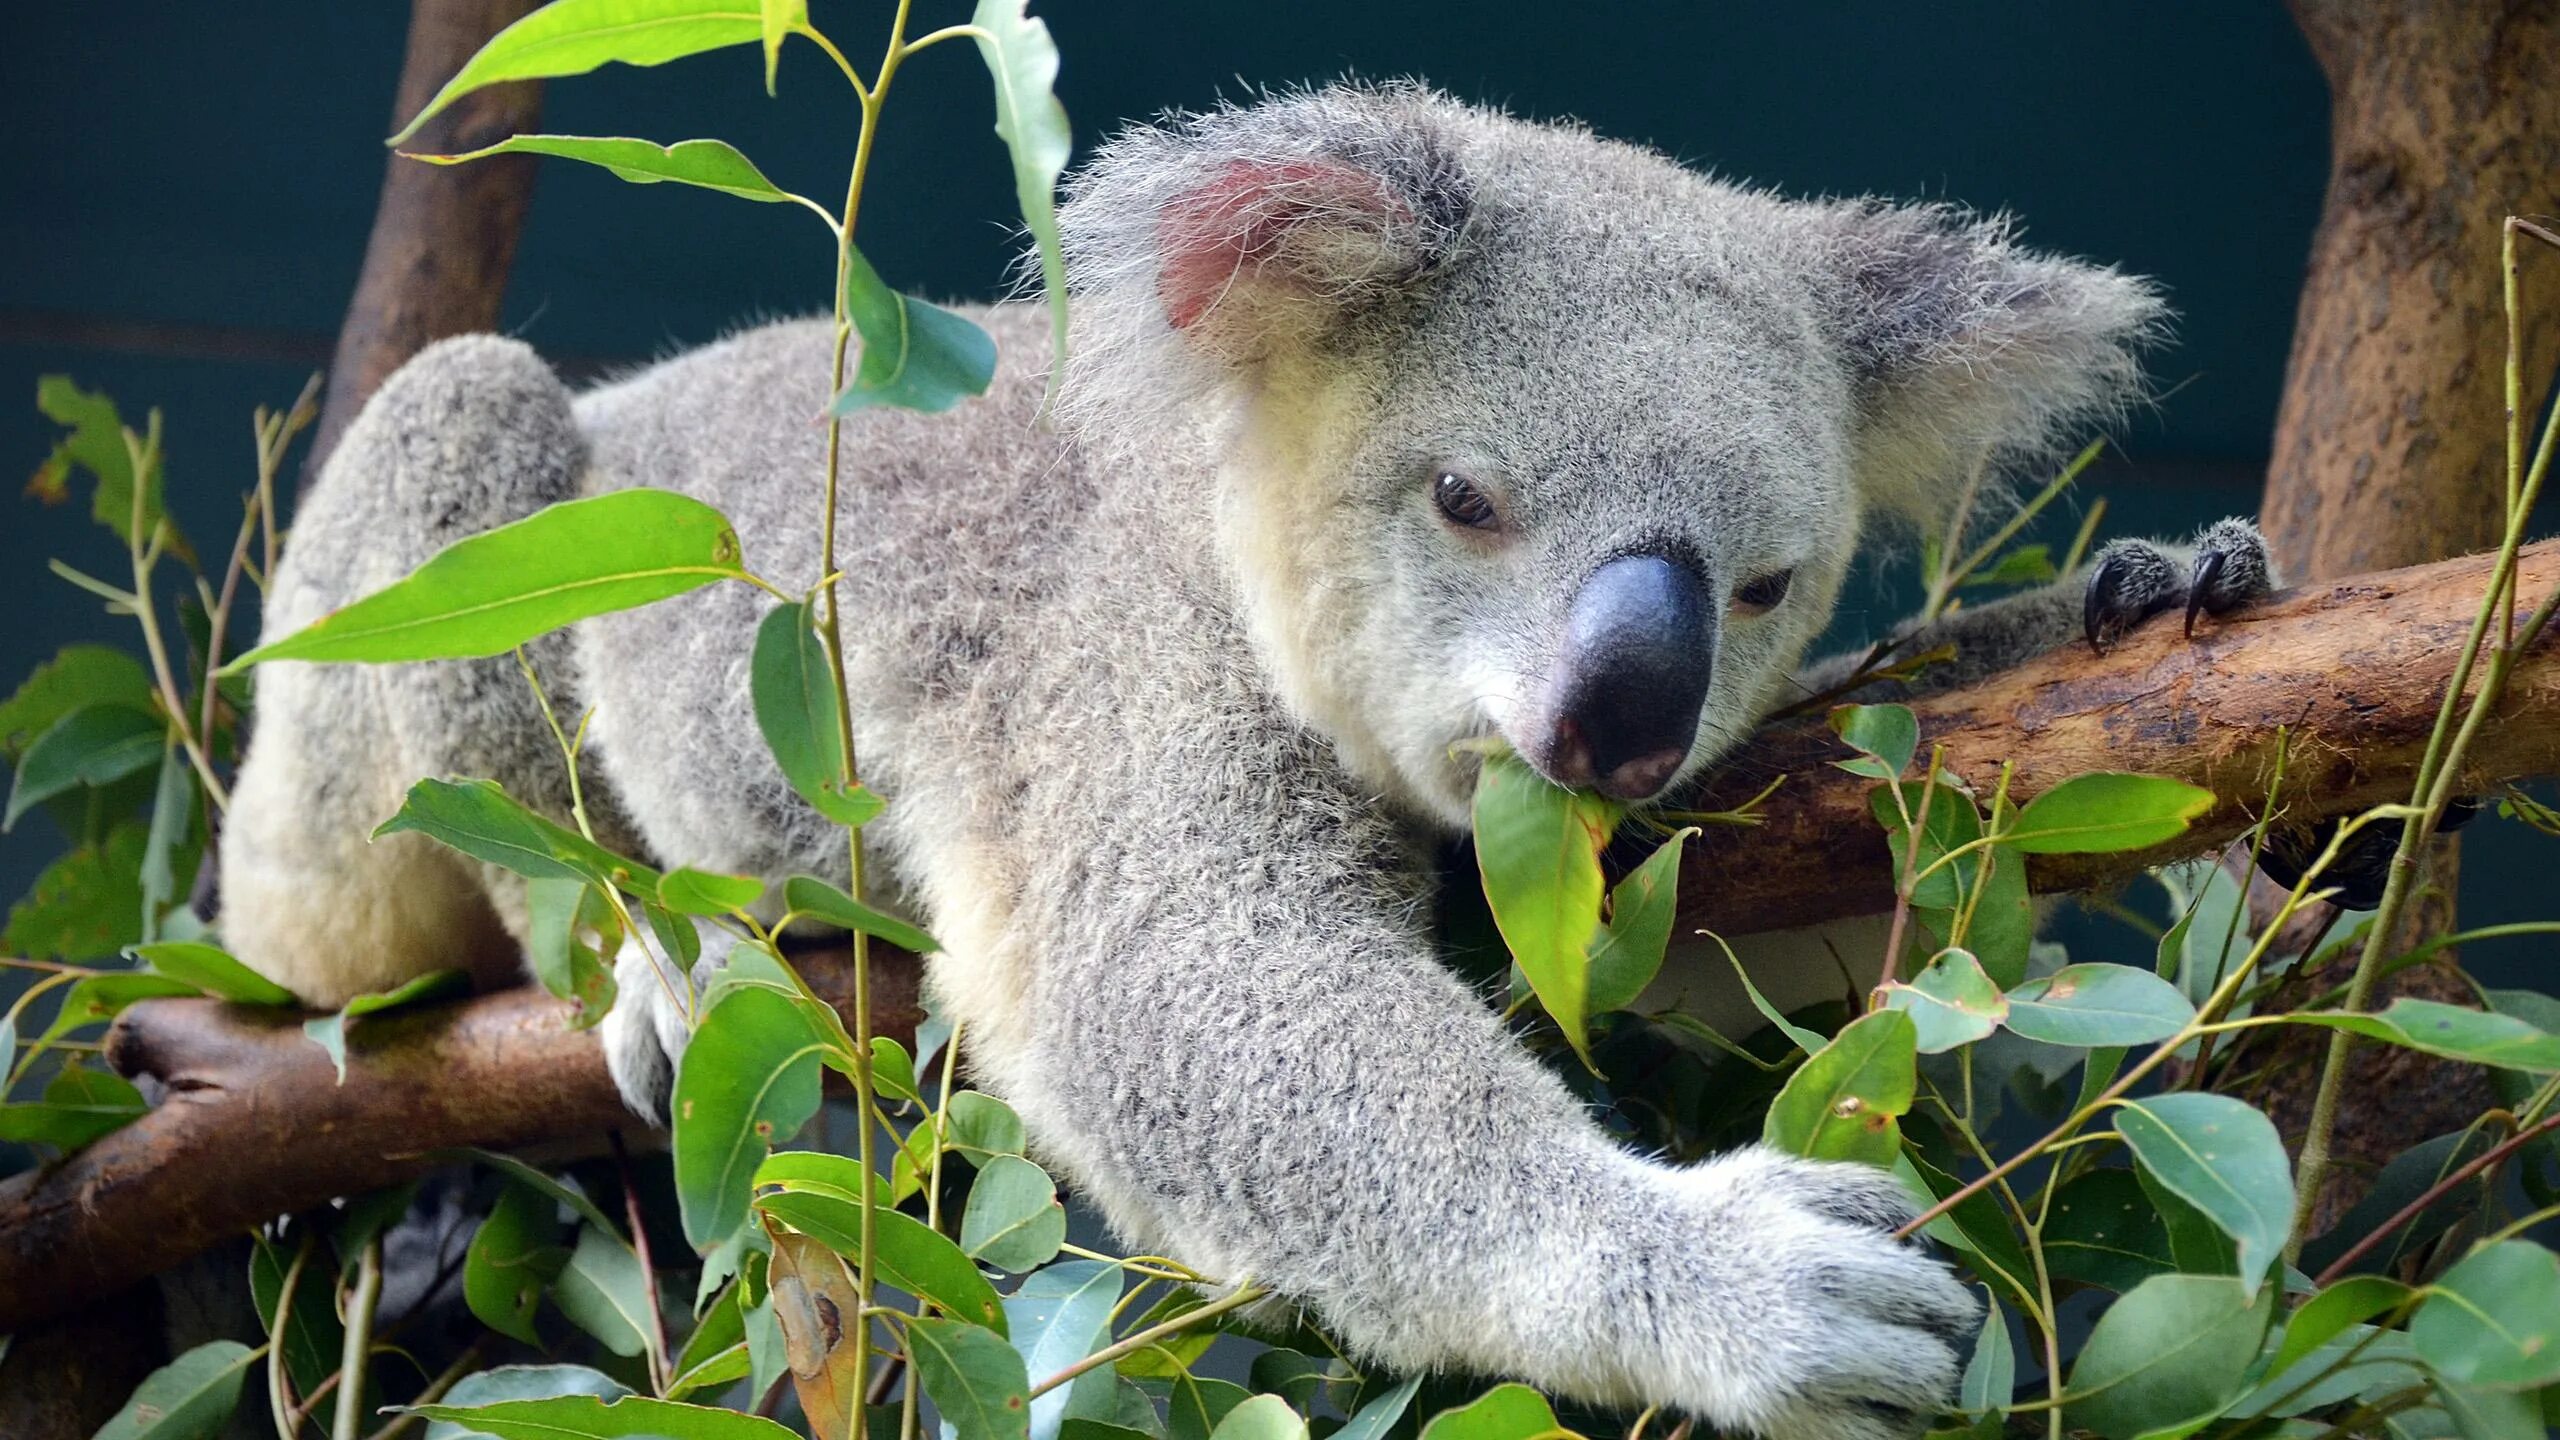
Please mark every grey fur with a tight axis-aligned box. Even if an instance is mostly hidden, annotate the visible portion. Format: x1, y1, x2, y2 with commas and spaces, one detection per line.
222, 85, 2208, 1437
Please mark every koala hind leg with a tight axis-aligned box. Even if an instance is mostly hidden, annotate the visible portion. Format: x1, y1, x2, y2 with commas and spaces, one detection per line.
222, 336, 630, 1007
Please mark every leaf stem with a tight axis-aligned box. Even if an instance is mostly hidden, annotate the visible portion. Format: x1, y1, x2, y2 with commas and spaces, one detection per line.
1025, 1281, 1269, 1401
332, 1236, 382, 1440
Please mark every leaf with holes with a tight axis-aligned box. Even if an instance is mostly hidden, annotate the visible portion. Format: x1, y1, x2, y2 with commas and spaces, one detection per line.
1878, 948, 2007, 1053
1762, 1009, 1916, 1167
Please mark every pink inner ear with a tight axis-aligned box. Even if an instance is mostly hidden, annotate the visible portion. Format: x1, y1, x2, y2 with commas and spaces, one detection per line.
1156, 158, 1410, 331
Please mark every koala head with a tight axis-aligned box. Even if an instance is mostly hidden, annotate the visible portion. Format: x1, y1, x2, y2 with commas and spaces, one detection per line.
1059, 84, 2163, 826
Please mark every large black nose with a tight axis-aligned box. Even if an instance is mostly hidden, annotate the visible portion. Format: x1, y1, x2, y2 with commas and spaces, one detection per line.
1541, 554, 1715, 801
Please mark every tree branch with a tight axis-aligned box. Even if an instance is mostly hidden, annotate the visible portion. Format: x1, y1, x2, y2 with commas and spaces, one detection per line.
0, 540, 2554, 1333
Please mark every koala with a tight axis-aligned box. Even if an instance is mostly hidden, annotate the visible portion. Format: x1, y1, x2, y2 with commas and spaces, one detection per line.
219, 85, 2273, 1440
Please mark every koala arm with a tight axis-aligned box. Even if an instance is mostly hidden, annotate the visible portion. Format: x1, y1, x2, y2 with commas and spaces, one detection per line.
988, 724, 1970, 1440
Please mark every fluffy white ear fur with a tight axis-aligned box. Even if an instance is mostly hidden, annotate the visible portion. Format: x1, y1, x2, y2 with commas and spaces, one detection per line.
1813, 202, 2167, 529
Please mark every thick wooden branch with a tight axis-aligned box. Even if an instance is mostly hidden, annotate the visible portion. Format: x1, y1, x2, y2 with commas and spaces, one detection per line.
0, 541, 2553, 1333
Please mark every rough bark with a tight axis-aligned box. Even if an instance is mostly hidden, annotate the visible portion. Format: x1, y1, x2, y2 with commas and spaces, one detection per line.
1, 541, 2554, 1332
2248, 0, 2560, 1224
300, 0, 546, 486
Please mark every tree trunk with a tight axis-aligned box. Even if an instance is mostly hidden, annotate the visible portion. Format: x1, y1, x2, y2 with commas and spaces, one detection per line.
2252, 0, 2560, 1230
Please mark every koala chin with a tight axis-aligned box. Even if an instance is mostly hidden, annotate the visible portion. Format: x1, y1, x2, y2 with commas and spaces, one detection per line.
222, 83, 2275, 1440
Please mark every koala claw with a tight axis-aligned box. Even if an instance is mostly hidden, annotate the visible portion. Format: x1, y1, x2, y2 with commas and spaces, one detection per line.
2083, 517, 2275, 655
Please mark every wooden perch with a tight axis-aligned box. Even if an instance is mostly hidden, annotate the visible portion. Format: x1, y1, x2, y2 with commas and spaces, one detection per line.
0, 540, 2553, 1333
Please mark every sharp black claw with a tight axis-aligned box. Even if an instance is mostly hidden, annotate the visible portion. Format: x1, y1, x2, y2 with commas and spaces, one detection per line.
2085, 560, 2117, 655
2184, 549, 2226, 639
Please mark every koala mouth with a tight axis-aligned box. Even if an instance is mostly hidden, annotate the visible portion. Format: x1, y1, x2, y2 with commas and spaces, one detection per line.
1526, 553, 1717, 803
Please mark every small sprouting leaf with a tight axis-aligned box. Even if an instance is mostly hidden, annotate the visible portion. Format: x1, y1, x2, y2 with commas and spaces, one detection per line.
2410, 1240, 2560, 1389
960, 1154, 1068, 1272
1762, 1009, 1916, 1167
908, 1315, 1032, 1440
553, 1222, 655, 1360
1473, 752, 1620, 1068
1418, 1383, 1581, 1440
375, 777, 662, 892
228, 489, 748, 669
302, 970, 470, 1080
949, 1090, 1028, 1165
2001, 963, 2194, 1046
409, 1394, 797, 1440
830, 248, 1001, 416
660, 865, 766, 916
2042, 1167, 2175, 1294
5, 703, 163, 829
0, 1063, 149, 1149
411, 135, 819, 209
130, 940, 297, 1006
2267, 1276, 2412, 1378
2002, 772, 2213, 855
1585, 826, 1694, 1014
34, 376, 165, 549
1830, 703, 1918, 779
1211, 1396, 1308, 1440
756, 1189, 1006, 1331
2065, 1275, 2275, 1440
464, 1178, 569, 1347
1959, 1293, 2014, 1415
1877, 948, 2007, 1053
756, 0, 802, 92
2284, 998, 2560, 1073
782, 874, 937, 953
1005, 1260, 1122, 1440
0, 644, 152, 757
390, 0, 769, 145
750, 602, 884, 828
674, 983, 829, 1250
871, 1035, 921, 1104
971, 0, 1072, 396
2113, 1093, 2294, 1282
92, 1338, 256, 1440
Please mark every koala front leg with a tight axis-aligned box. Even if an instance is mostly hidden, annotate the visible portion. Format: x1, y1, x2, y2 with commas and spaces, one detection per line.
987, 757, 1975, 1440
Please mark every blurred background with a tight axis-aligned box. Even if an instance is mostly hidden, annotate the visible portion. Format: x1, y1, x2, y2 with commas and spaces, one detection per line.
16, 3, 2544, 978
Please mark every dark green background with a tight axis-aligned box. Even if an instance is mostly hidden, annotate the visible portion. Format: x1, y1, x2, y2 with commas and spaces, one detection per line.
6, 4, 2545, 979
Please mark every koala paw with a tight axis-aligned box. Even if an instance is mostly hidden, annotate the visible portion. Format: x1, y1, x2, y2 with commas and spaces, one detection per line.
1676, 1148, 1980, 1440
2083, 517, 2275, 654
598, 923, 734, 1124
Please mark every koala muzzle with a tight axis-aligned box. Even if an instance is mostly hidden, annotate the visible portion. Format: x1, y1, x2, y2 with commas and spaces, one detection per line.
1540, 553, 1715, 802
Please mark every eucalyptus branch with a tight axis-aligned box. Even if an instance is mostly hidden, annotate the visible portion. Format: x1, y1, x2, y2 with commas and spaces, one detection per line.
1024, 1281, 1271, 1402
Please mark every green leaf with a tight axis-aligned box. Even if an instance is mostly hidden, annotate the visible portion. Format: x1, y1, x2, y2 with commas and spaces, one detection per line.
465, 1178, 570, 1347
2284, 998, 2560, 1073
2065, 1275, 2275, 1440
1006, 1259, 1123, 1440
38, 969, 197, 1044
1585, 827, 1694, 1013
750, 602, 886, 829
553, 1221, 655, 1359
390, 0, 769, 145
5, 703, 162, 829
228, 489, 747, 668
949, 1090, 1028, 1166
755, 1147, 891, 1208
35, 376, 164, 548
2113, 1093, 2294, 1282
0, 644, 152, 758
1418, 1384, 1580, 1440
92, 1338, 255, 1440
1762, 1009, 1916, 1166
2436, 1381, 2545, 1440
960, 1154, 1068, 1272
2268, 1276, 2412, 1378
756, 1190, 1006, 1331
301, 970, 469, 1080
660, 865, 766, 916
756, 0, 802, 92
1962, 543, 2058, 589
1898, 1147, 2040, 1314
1830, 703, 1917, 779
1210, 1396, 1307, 1440
674, 982, 829, 1250
1473, 752, 1619, 1068
1869, 778, 1981, 911
2003, 772, 2213, 854
1878, 948, 2007, 1053
138, 744, 199, 945
409, 1394, 798, 1440
2001, 963, 2195, 1046
250, 1233, 342, 1401
2043, 1167, 2175, 1294
375, 777, 662, 892
1959, 1293, 2014, 1415
971, 0, 1073, 397
783, 874, 938, 953
412, 134, 816, 208
0, 1062, 148, 1148
2411, 1240, 2560, 1389
523, 876, 616, 1027
449, 1146, 628, 1237
7, 823, 148, 960
1167, 1375, 1252, 1440
130, 940, 296, 1006
1331, 1377, 1423, 1440
425, 1366, 632, 1439
908, 1315, 1032, 1440
830, 247, 1001, 416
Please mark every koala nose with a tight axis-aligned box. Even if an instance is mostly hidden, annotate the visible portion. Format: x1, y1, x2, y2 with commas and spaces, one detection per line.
1541, 553, 1715, 801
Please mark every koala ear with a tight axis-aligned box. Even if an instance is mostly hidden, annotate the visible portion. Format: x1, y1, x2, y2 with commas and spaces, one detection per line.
1816, 203, 2167, 527
1152, 157, 1440, 349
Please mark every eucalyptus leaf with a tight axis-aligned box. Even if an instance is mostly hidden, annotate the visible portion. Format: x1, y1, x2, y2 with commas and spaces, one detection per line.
390, 0, 769, 144
301, 969, 470, 1080
1585, 826, 1693, 1013
1830, 702, 1917, 779
464, 1177, 569, 1347
375, 777, 661, 892
412, 134, 816, 209
674, 981, 829, 1249
0, 1063, 148, 1149
2410, 1240, 2560, 1389
1959, 1293, 2014, 1415
2266, 1276, 2412, 1378
2003, 772, 2212, 855
409, 1394, 798, 1440
1418, 1384, 1578, 1440
960, 1154, 1068, 1272
1878, 948, 2006, 1052
1473, 752, 1619, 1068
425, 1366, 632, 1440
972, 0, 1073, 393
750, 601, 884, 828
0, 644, 152, 756
2043, 1167, 2175, 1294
2002, 963, 2194, 1046
949, 1090, 1029, 1165
2114, 1093, 2293, 1282
1762, 1009, 1915, 1166
783, 874, 937, 953
92, 1339, 256, 1440
908, 1315, 1033, 1440
38, 969, 198, 1045
1331, 1377, 1423, 1440
660, 864, 766, 917
553, 1221, 655, 1360
34, 376, 164, 549
249, 1233, 342, 1400
2283, 999, 2560, 1073
130, 939, 296, 1006
830, 247, 1001, 416
1006, 1259, 1125, 1440
756, 1189, 1006, 1331
5, 703, 163, 829
2065, 1275, 2275, 1440
1210, 1396, 1308, 1440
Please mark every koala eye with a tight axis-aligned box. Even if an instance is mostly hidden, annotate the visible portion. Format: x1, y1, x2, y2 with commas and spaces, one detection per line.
1734, 568, 1795, 614
1431, 471, 1501, 531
